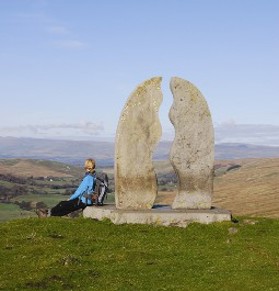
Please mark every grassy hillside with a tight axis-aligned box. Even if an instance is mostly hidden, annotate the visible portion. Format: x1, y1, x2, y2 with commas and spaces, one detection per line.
213, 158, 279, 218
155, 158, 279, 219
0, 159, 81, 221
1, 158, 278, 221
0, 216, 278, 290
1, 158, 278, 290
0, 159, 115, 222
0, 158, 82, 177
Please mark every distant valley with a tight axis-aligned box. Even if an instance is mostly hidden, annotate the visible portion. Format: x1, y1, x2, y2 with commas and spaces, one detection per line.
0, 136, 279, 166
0, 157, 278, 220
1, 137, 279, 221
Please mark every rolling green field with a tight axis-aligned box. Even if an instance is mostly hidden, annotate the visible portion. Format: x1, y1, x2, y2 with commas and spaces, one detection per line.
0, 216, 278, 290
1, 158, 278, 289
0, 194, 67, 222
0, 192, 116, 222
0, 158, 117, 222
0, 203, 33, 221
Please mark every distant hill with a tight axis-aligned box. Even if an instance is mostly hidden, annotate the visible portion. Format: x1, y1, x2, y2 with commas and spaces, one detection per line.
212, 157, 279, 218
0, 137, 279, 166
0, 157, 278, 219
0, 137, 113, 166
215, 143, 279, 159
155, 157, 279, 219
0, 159, 82, 178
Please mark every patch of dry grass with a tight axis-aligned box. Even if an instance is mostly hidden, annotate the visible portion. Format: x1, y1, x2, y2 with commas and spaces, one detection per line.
155, 158, 279, 219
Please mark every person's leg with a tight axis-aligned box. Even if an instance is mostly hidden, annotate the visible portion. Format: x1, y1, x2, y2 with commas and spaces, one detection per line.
50, 198, 85, 216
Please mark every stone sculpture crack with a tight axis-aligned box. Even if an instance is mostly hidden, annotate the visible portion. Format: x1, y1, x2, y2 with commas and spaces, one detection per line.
115, 76, 214, 210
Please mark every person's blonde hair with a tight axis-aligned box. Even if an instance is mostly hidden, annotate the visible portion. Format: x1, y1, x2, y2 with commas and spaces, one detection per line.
84, 158, 96, 174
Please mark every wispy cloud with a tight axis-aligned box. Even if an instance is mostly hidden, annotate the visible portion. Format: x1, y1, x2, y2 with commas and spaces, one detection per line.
52, 40, 87, 49
2, 122, 279, 146
162, 123, 279, 146
0, 122, 104, 139
215, 123, 279, 146
14, 9, 87, 50
46, 25, 69, 35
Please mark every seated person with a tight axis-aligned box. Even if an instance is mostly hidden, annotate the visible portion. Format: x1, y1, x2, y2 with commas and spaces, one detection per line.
36, 158, 96, 218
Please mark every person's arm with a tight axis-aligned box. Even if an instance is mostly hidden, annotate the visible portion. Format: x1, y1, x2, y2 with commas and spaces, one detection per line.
69, 175, 90, 200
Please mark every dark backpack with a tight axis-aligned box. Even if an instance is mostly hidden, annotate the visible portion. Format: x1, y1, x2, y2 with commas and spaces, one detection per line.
92, 172, 109, 206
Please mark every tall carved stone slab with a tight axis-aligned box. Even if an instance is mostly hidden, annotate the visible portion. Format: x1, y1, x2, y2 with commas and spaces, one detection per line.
169, 77, 214, 209
115, 77, 163, 209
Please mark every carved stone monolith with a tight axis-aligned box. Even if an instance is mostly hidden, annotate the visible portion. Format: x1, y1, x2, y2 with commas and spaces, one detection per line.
115, 77, 163, 209
169, 77, 214, 209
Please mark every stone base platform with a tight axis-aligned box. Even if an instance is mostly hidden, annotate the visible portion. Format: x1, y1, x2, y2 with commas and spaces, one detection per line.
83, 204, 231, 228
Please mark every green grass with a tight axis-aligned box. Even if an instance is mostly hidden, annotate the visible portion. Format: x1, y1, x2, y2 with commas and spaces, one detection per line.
0, 216, 278, 290
0, 194, 68, 222
1, 193, 115, 222
11, 193, 68, 207
0, 203, 34, 221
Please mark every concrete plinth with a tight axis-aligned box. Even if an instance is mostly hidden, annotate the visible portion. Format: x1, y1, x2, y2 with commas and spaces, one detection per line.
83, 204, 231, 228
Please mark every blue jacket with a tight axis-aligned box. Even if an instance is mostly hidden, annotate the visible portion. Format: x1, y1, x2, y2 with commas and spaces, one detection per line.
69, 172, 96, 205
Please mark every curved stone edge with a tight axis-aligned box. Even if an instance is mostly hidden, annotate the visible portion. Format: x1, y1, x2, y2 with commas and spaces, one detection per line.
114, 77, 163, 210
169, 77, 215, 209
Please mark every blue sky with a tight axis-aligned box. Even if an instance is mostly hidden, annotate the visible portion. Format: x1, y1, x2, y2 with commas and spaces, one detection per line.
0, 0, 278, 145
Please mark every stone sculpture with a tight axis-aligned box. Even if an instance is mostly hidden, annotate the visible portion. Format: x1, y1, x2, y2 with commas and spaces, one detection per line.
169, 77, 214, 209
115, 77, 163, 209
84, 76, 232, 227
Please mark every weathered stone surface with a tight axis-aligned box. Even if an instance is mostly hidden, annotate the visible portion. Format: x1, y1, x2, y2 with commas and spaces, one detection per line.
115, 77, 163, 209
169, 77, 214, 209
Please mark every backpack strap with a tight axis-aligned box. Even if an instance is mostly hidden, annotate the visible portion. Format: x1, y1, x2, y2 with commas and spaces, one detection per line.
82, 173, 96, 205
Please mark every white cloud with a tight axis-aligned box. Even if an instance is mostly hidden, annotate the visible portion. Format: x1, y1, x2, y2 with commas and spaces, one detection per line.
14, 9, 87, 50
215, 124, 279, 146
2, 122, 279, 146
161, 123, 279, 146
0, 122, 104, 139
52, 40, 87, 49
46, 25, 69, 35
